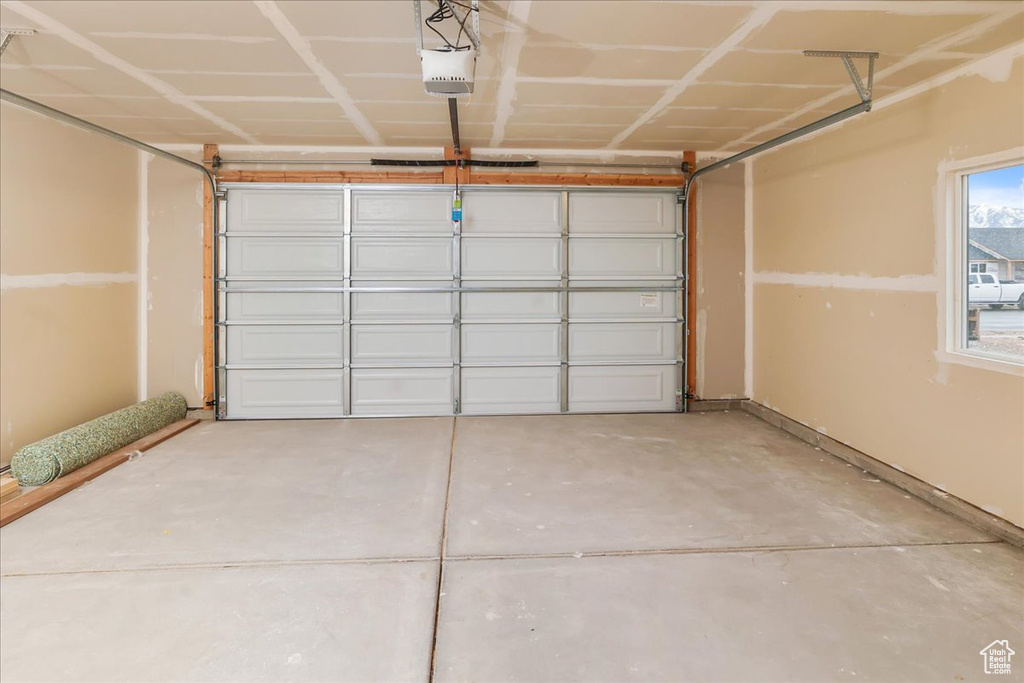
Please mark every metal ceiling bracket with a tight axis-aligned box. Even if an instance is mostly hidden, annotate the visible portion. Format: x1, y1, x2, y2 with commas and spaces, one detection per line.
440, 0, 480, 51
0, 28, 35, 57
803, 50, 879, 105
413, 0, 423, 56
415, 0, 480, 54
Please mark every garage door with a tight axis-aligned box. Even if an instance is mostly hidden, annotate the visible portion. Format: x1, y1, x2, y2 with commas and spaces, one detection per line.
217, 185, 683, 419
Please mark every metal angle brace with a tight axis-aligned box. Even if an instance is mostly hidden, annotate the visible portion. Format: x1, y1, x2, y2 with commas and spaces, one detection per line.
413, 0, 480, 54
0, 28, 35, 57
803, 50, 879, 104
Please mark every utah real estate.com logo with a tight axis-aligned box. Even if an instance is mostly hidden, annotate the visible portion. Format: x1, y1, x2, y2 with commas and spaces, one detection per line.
980, 640, 1014, 675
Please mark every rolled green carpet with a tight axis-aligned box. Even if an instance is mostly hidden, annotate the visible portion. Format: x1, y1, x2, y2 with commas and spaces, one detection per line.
10, 392, 188, 486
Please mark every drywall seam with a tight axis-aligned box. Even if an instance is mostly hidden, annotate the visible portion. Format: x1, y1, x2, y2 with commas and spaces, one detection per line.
724, 10, 1024, 152
138, 151, 151, 402
88, 32, 275, 43
767, 0, 1015, 15
0, 273, 139, 290
1, 0, 260, 144
606, 4, 778, 149
744, 158, 753, 400
189, 95, 334, 103
490, 0, 533, 147
252, 0, 383, 146
752, 272, 939, 292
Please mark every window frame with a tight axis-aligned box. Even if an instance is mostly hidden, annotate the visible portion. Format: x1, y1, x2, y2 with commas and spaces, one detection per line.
945, 153, 1024, 371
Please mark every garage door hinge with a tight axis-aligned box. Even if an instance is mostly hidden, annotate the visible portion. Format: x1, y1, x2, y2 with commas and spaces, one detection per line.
453, 398, 460, 413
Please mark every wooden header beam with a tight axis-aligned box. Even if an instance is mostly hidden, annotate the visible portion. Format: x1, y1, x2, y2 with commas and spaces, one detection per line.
215, 168, 684, 187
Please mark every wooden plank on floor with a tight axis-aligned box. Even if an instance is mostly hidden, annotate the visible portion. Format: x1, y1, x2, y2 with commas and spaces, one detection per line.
0, 419, 200, 528
0, 476, 18, 499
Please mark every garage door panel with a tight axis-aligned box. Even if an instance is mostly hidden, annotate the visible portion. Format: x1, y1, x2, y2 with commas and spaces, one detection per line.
226, 369, 345, 419
462, 191, 561, 233
351, 324, 454, 364
462, 238, 561, 279
462, 287, 561, 320
462, 324, 561, 363
568, 365, 676, 412
351, 238, 453, 279
569, 192, 676, 234
351, 191, 452, 233
227, 325, 345, 365
461, 367, 561, 414
223, 186, 683, 418
569, 238, 675, 279
228, 190, 344, 231
227, 291, 345, 323
569, 322, 675, 362
570, 287, 676, 319
351, 368, 453, 416
228, 238, 345, 279
351, 289, 455, 321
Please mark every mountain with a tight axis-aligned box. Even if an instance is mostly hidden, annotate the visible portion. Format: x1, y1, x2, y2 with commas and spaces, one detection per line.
969, 204, 1024, 228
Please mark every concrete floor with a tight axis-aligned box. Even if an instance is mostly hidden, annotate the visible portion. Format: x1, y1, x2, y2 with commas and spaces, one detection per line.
1, 412, 1021, 682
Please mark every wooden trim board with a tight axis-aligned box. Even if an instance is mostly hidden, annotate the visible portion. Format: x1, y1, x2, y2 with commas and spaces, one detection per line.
683, 150, 698, 399
0, 419, 200, 528
203, 143, 218, 409
215, 169, 685, 187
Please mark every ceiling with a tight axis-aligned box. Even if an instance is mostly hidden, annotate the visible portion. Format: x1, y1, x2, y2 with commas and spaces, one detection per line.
0, 0, 1021, 153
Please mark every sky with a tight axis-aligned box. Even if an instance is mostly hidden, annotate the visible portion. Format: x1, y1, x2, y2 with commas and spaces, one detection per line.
968, 164, 1024, 209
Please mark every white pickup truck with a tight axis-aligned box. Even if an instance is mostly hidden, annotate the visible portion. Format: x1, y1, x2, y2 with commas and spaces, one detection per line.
968, 273, 1024, 309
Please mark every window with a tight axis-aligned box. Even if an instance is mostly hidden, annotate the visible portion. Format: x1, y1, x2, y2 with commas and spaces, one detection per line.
959, 162, 1024, 364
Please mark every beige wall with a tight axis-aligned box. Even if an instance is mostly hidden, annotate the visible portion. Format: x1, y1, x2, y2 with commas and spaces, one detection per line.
695, 164, 746, 400
0, 103, 139, 466
145, 155, 205, 406
752, 57, 1024, 527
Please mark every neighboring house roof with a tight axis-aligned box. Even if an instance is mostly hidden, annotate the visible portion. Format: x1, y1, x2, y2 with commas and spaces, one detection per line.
968, 228, 1024, 260
968, 244, 998, 261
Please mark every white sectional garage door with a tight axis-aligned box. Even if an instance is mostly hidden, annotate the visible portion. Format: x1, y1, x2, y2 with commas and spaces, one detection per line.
218, 185, 683, 419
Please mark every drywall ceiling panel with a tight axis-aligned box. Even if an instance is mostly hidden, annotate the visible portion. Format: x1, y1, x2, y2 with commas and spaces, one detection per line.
700, 50, 899, 87
199, 100, 342, 121
947, 13, 1024, 53
275, 1, 419, 40
311, 41, 421, 77
493, 137, 616, 148
513, 81, 665, 107
628, 126, 739, 147
0, 64, 156, 97
653, 106, 788, 129
509, 104, 650, 126
0, 32, 91, 66
236, 119, 364, 138
504, 123, 622, 139
525, 1, 753, 48
152, 73, 326, 99
876, 57, 973, 89
85, 36, 310, 73
374, 119, 493, 139
247, 134, 370, 146
517, 46, 705, 80
23, 94, 196, 118
672, 82, 836, 111
741, 10, 989, 56
20, 0, 278, 37
342, 76, 498, 104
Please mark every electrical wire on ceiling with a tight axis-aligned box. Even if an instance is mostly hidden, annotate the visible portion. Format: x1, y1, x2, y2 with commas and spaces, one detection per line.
425, 0, 477, 51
